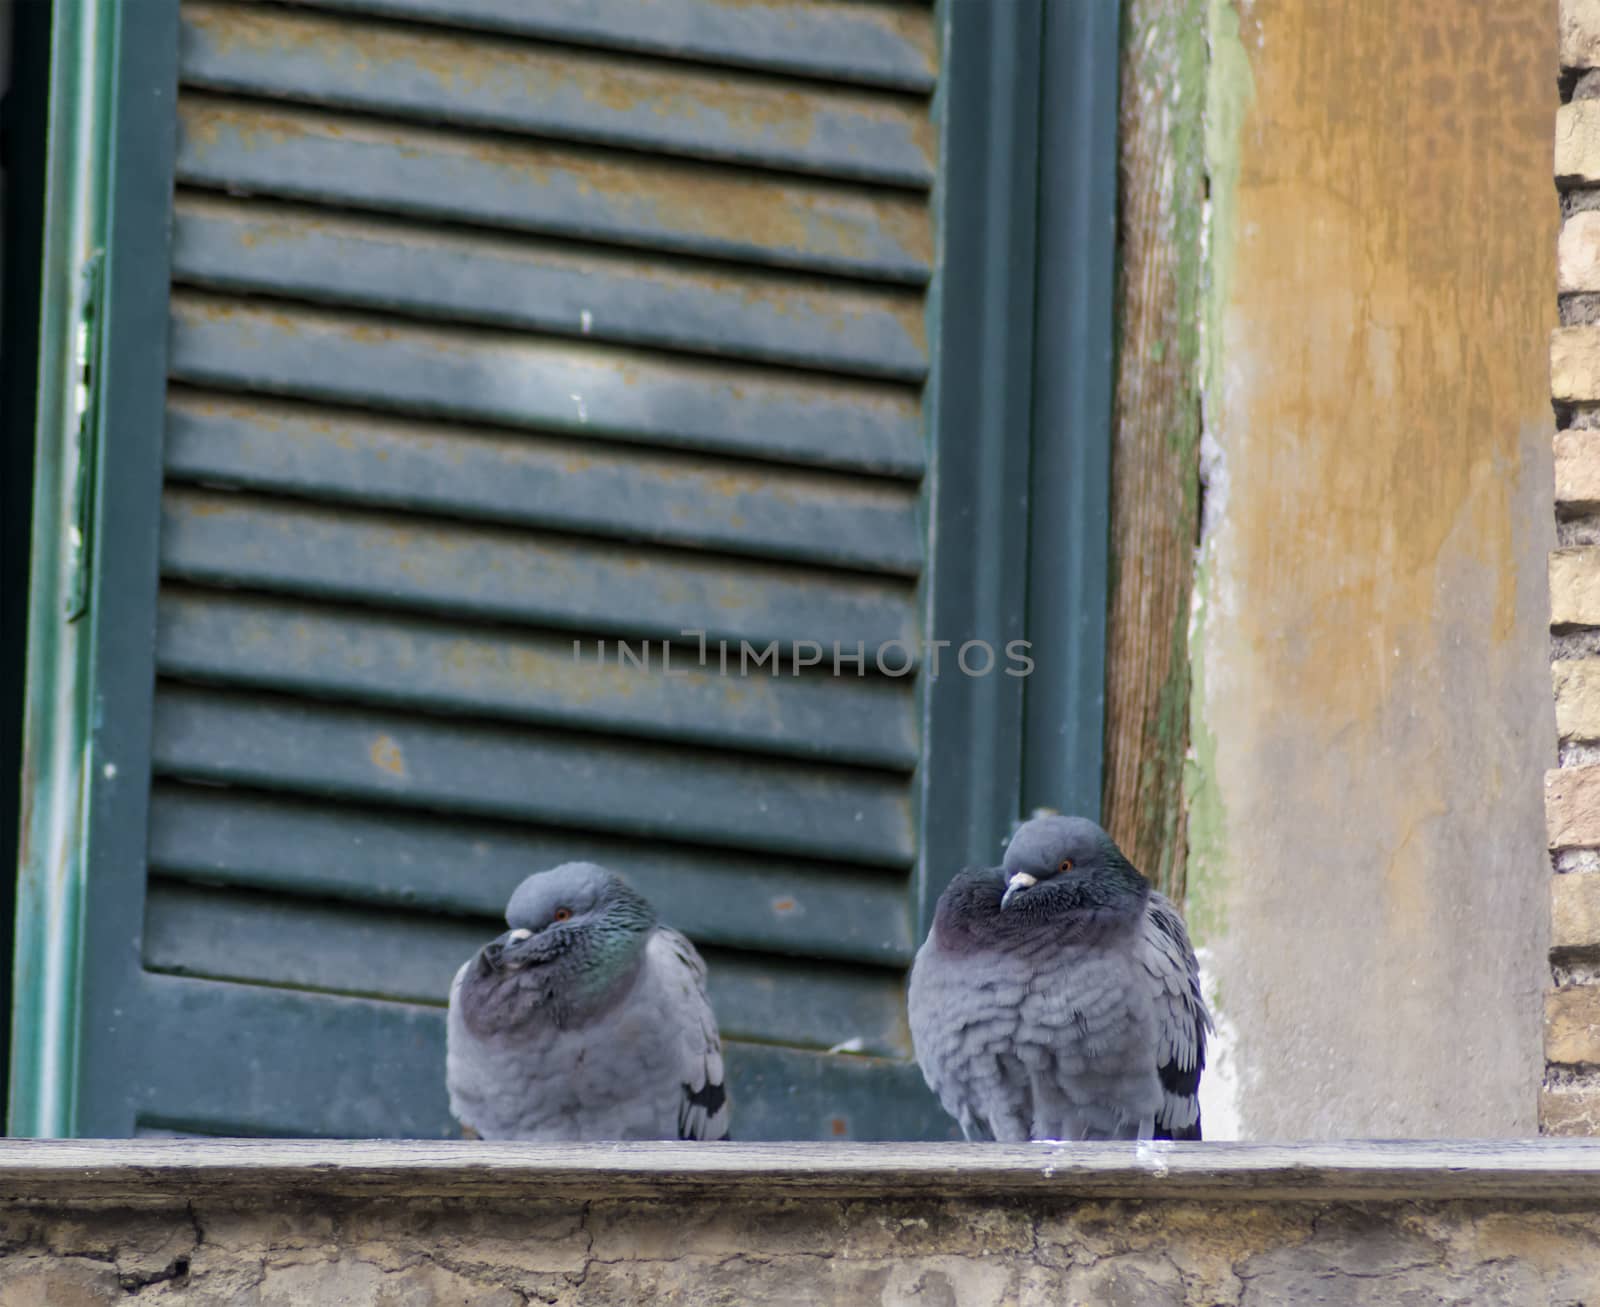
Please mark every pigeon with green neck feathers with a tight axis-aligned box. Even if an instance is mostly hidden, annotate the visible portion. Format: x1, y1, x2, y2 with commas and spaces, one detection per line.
908, 816, 1210, 1142
447, 862, 730, 1141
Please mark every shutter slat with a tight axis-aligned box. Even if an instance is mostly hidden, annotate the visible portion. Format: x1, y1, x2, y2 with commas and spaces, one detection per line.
160, 488, 921, 655
163, 391, 924, 575
142, 879, 910, 1057
278, 0, 938, 93
180, 4, 935, 186
170, 197, 928, 380
155, 589, 920, 769
126, 974, 951, 1140
146, 783, 916, 965
133, 974, 454, 1139
176, 97, 932, 282
168, 294, 926, 476
151, 686, 916, 866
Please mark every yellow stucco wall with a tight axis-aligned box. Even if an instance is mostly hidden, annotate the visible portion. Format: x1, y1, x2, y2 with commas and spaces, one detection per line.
1189, 0, 1559, 1136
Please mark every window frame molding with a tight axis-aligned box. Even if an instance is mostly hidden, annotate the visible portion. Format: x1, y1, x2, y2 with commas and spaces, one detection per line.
9, 0, 180, 1137
10, 0, 1120, 1137
915, 0, 1119, 936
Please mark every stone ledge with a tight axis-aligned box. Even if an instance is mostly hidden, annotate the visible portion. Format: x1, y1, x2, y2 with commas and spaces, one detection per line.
9, 1141, 1600, 1306
6, 1139, 1600, 1205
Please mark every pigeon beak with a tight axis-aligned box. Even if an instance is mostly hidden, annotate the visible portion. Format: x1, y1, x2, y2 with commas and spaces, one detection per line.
499, 927, 537, 966
1000, 871, 1037, 911
481, 927, 537, 973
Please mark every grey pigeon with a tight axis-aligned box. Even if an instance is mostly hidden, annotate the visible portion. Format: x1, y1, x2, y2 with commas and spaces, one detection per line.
907, 816, 1210, 1142
446, 861, 730, 1141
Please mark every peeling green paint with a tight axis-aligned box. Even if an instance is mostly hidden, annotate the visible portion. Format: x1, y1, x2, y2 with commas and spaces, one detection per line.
1183, 0, 1254, 944
1145, 599, 1193, 894
1144, 0, 1206, 905
1202, 0, 1254, 408
1169, 0, 1207, 493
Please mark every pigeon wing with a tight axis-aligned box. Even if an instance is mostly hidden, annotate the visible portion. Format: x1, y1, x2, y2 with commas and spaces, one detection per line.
1139, 891, 1212, 1140
649, 927, 731, 1142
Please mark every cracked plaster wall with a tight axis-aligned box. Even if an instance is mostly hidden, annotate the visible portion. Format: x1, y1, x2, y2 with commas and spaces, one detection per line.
5, 1193, 1600, 1305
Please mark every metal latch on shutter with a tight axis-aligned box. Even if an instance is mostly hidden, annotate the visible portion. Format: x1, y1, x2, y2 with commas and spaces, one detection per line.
64, 248, 105, 622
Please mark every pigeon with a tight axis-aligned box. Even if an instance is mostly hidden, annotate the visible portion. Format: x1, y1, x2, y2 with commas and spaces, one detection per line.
446, 861, 730, 1141
907, 815, 1210, 1142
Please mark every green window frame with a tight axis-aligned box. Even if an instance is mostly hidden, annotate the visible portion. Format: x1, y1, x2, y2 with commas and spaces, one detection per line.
8, 0, 1118, 1139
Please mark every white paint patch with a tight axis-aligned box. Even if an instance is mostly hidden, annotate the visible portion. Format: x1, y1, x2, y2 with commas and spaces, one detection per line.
570, 393, 588, 422
579, 310, 593, 334
826, 1037, 865, 1055
1195, 946, 1244, 1140
1197, 426, 1231, 547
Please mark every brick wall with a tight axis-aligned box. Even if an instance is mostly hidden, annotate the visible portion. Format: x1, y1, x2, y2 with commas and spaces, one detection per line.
1548, 0, 1600, 1135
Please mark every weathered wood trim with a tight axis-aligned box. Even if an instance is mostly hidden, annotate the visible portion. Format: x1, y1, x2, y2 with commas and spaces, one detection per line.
5, 1139, 1600, 1205
1100, 0, 1207, 901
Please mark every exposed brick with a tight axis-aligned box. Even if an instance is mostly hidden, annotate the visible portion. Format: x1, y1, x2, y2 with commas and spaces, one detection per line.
1547, 765, 1600, 849
1558, 101, 1600, 186
1547, 985, 1600, 1064
1541, 1084, 1600, 1135
1556, 660, 1600, 741
1556, 431, 1600, 510
1551, 547, 1600, 626
1563, 213, 1600, 293
1554, 0, 1600, 1150
1554, 872, 1600, 952
1553, 326, 1600, 402
1565, 0, 1600, 71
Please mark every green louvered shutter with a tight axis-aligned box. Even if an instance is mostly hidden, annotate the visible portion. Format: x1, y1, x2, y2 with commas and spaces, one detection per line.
14, 0, 1117, 1139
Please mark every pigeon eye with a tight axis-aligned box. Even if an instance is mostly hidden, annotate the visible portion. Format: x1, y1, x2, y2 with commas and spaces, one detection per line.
1058, 858, 1074, 873
552, 907, 572, 923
